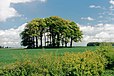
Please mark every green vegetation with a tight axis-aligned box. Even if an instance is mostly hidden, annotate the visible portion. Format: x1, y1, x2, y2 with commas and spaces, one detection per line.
0, 51, 107, 76
87, 42, 114, 46
0, 44, 114, 75
0, 47, 96, 64
20, 16, 83, 48
96, 43, 114, 76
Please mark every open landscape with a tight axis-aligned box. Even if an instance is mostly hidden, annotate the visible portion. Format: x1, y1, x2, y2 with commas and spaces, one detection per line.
0, 0, 114, 76
0, 45, 114, 76
0, 46, 96, 64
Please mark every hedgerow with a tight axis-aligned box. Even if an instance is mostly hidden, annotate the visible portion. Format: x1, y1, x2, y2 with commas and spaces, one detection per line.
95, 43, 114, 76
62, 51, 107, 76
96, 43, 114, 69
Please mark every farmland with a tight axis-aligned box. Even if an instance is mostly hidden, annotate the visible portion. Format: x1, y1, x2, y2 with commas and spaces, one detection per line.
0, 45, 114, 76
0, 46, 97, 64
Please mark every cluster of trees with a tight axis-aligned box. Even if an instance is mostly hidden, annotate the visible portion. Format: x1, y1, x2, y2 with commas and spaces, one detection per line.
87, 42, 100, 46
0, 46, 4, 48
0, 46, 10, 48
20, 16, 83, 48
87, 42, 114, 46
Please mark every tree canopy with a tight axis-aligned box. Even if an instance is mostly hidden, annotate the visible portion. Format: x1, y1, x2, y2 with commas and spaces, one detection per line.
20, 16, 83, 48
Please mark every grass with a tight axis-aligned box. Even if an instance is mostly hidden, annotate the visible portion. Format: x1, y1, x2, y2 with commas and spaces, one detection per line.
0, 46, 97, 65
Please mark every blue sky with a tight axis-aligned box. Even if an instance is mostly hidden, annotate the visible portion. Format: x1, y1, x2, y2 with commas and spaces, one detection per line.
0, 0, 112, 29
0, 0, 114, 47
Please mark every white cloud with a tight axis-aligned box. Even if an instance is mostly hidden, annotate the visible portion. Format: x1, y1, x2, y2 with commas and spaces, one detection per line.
110, 0, 114, 5
89, 5, 106, 10
81, 17, 94, 21
0, 0, 19, 22
78, 23, 114, 46
1, 23, 114, 47
109, 0, 114, 10
89, 5, 101, 9
0, 0, 46, 22
11, 0, 47, 3
0, 23, 27, 47
10, 0, 34, 3
40, 0, 47, 2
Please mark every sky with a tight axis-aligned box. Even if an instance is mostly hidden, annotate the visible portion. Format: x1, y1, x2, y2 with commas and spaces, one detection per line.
0, 0, 114, 47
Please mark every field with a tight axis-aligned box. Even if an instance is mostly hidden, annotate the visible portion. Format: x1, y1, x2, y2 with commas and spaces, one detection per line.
0, 46, 114, 75
0, 46, 97, 65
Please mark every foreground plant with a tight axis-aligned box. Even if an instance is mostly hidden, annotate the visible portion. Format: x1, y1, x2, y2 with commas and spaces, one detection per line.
0, 50, 108, 76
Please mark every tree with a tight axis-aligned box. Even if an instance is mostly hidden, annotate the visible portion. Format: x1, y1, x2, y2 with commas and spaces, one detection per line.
20, 16, 83, 48
69, 22, 83, 47
20, 28, 34, 48
37, 18, 46, 48
21, 18, 47, 48
30, 19, 40, 48
25, 19, 40, 48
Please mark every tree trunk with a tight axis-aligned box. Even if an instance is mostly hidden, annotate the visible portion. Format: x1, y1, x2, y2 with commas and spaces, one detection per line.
50, 33, 52, 46
35, 36, 38, 48
70, 37, 73, 47
57, 33, 60, 47
52, 33, 56, 47
65, 41, 67, 47
29, 37, 34, 48
49, 26, 52, 47
40, 32, 43, 48
28, 37, 31, 48
62, 38, 64, 47
32, 36, 35, 48
44, 33, 46, 47
65, 38, 68, 47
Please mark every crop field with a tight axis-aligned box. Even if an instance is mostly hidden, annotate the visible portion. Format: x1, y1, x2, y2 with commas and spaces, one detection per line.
0, 46, 97, 65
0, 45, 114, 75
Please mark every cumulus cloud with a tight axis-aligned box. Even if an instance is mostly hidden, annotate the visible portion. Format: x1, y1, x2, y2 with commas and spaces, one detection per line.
10, 0, 34, 3
81, 17, 94, 21
0, 0, 46, 22
109, 0, 114, 11
110, 0, 114, 5
0, 23, 26, 47
78, 23, 114, 46
1, 23, 114, 47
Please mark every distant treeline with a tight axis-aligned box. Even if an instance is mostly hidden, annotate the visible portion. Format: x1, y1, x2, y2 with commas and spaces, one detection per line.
0, 46, 11, 48
0, 46, 4, 48
87, 42, 114, 46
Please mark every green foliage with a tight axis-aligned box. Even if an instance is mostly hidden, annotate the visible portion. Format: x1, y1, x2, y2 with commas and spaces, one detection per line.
0, 47, 96, 64
96, 43, 114, 69
87, 42, 100, 46
87, 42, 114, 46
20, 16, 83, 48
102, 70, 114, 76
1, 46, 113, 75
0, 50, 107, 76
62, 51, 107, 76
